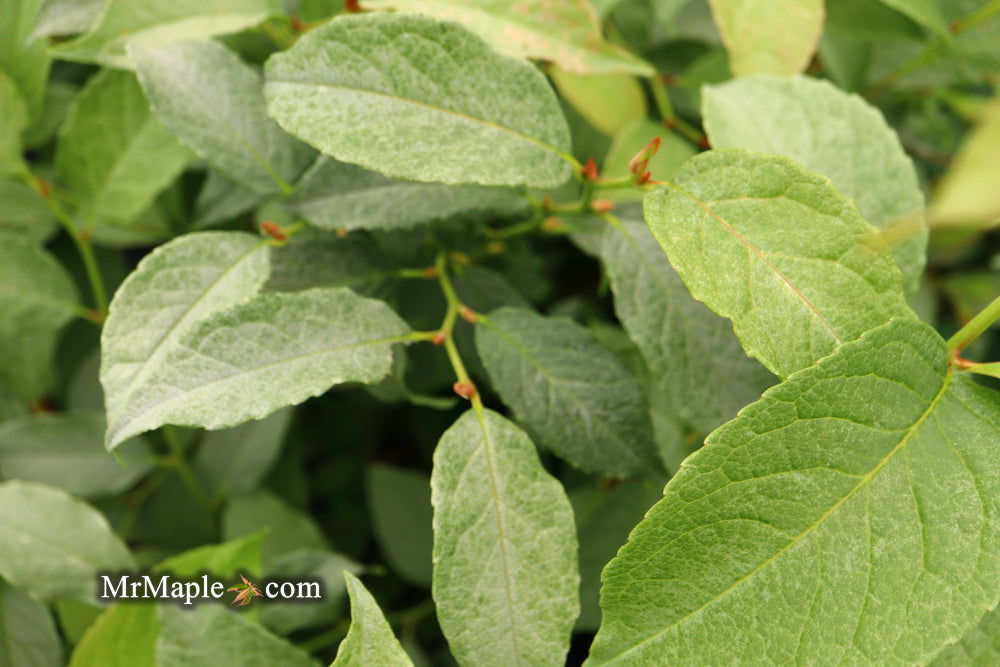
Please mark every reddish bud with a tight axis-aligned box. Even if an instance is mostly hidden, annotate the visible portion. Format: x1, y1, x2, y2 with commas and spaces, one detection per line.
697, 135, 711, 149
37, 177, 51, 199
453, 381, 477, 399
541, 216, 563, 232
422, 265, 439, 278
590, 199, 615, 213
259, 221, 287, 241
486, 241, 506, 254
541, 195, 554, 211
432, 331, 447, 345
459, 306, 477, 323
636, 170, 652, 185
581, 157, 599, 181
344, 0, 362, 12
450, 251, 471, 266
336, 228, 348, 238
290, 15, 306, 32
628, 136, 660, 175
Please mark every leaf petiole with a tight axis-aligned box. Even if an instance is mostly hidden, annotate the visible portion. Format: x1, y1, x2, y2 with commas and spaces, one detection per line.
946, 295, 1000, 354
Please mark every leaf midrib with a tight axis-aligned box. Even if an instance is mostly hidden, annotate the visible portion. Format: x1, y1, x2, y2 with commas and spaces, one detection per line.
599, 365, 954, 665
266, 78, 571, 163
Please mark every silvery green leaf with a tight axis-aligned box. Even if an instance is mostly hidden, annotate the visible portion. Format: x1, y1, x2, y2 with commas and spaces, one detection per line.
643, 149, 915, 379
106, 288, 410, 446
933, 605, 1000, 665
703, 75, 927, 296
588, 319, 1000, 664
0, 236, 78, 399
101, 231, 270, 449
31, 0, 103, 39
0, 481, 135, 603
264, 231, 392, 297
54, 69, 191, 228
131, 39, 314, 195
264, 13, 573, 188
0, 412, 154, 497
601, 220, 774, 433
193, 171, 262, 230
332, 572, 413, 667
52, 0, 280, 67
364, 0, 654, 75
475, 306, 659, 477
432, 409, 579, 666
288, 157, 527, 232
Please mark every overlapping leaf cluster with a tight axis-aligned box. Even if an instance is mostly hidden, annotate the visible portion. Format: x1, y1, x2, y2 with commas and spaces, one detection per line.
1, 0, 999, 665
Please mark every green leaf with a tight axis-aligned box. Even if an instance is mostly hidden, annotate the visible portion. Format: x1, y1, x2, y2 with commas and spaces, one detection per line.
366, 464, 433, 587
878, 0, 949, 34
194, 407, 293, 498
587, 319, 1000, 665
32, 0, 104, 40
929, 100, 1000, 228
70, 605, 157, 667
156, 532, 264, 578
643, 149, 915, 379
548, 68, 646, 136
702, 75, 928, 296
101, 231, 270, 449
364, 0, 653, 75
332, 572, 413, 667
264, 230, 392, 297
601, 220, 775, 433
0, 70, 28, 177
156, 605, 316, 667
131, 39, 314, 195
288, 157, 527, 232
707, 0, 824, 76
54, 69, 190, 229
260, 549, 361, 635
193, 171, 262, 230
0, 236, 78, 399
0, 0, 51, 121
223, 490, 327, 562
0, 578, 63, 667
105, 287, 410, 447
0, 481, 135, 603
432, 409, 579, 666
264, 13, 573, 188
475, 306, 659, 477
0, 412, 155, 497
0, 178, 58, 242
51, 0, 280, 67
933, 606, 1000, 665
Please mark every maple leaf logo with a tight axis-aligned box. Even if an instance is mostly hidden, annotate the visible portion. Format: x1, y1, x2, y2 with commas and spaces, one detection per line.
227, 575, 262, 607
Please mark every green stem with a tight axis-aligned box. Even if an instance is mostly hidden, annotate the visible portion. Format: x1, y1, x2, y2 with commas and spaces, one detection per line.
647, 75, 704, 145
946, 295, 1000, 354
299, 619, 351, 653
162, 425, 213, 518
117, 467, 172, 540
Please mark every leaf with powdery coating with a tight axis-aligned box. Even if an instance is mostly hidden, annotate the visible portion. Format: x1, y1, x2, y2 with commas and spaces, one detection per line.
708, 0, 824, 76
365, 0, 654, 76
588, 319, 1000, 665
432, 409, 579, 666
101, 232, 270, 449
703, 75, 927, 296
332, 573, 413, 667
131, 39, 314, 195
264, 13, 574, 188
643, 149, 915, 379
105, 288, 410, 447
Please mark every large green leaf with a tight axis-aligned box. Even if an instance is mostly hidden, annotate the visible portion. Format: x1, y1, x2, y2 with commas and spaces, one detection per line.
929, 100, 1000, 228
0, 71, 28, 177
105, 287, 410, 446
54, 69, 190, 229
0, 579, 63, 667
549, 69, 647, 137
288, 157, 527, 232
432, 409, 578, 666
707, 0, 824, 76
263, 230, 392, 297
332, 572, 413, 667
31, 0, 104, 40
0, 412, 154, 497
365, 0, 653, 75
702, 75, 927, 295
0, 236, 78, 399
0, 481, 135, 603
156, 605, 315, 667
367, 464, 433, 587
601, 220, 774, 433
264, 13, 573, 187
0, 178, 58, 241
51, 0, 280, 67
131, 39, 314, 195
475, 306, 659, 477
587, 319, 1000, 664
223, 489, 327, 562
643, 149, 915, 378
878, 0, 949, 34
101, 232, 270, 449
0, 0, 51, 122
